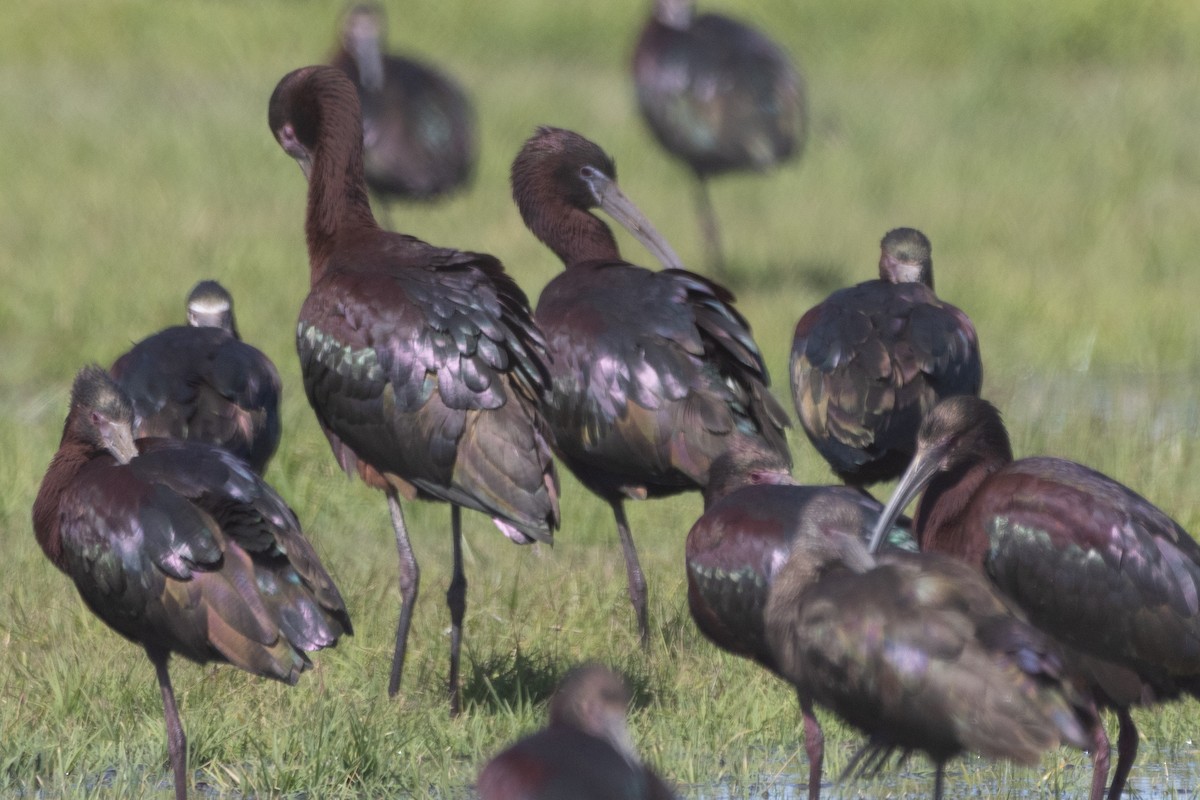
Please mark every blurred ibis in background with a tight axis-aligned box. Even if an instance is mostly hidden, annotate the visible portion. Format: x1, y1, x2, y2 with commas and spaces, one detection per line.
687, 438, 1089, 799
632, 0, 806, 274
31, 367, 351, 800
269, 66, 558, 715
477, 663, 677, 800
511, 125, 790, 645
330, 2, 476, 226
869, 395, 1200, 800
109, 279, 282, 475
791, 228, 982, 490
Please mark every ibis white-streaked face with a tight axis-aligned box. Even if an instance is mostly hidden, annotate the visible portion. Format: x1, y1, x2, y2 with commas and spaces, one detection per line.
187, 297, 233, 331
71, 367, 138, 464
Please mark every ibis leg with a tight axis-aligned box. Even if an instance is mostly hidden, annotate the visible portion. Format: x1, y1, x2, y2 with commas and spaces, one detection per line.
147, 646, 187, 800
1107, 707, 1137, 800
446, 504, 467, 717
798, 692, 823, 800
611, 500, 649, 646
693, 176, 724, 276
387, 490, 421, 698
1089, 715, 1112, 800
933, 763, 945, 800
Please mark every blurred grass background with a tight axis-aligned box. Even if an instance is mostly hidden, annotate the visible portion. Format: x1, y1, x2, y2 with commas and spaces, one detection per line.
1, 0, 1199, 796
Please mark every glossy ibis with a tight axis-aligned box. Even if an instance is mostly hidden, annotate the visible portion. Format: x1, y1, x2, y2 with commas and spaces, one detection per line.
109, 279, 282, 474
511, 125, 790, 644
869, 395, 1200, 800
632, 0, 806, 273
269, 66, 558, 714
477, 664, 677, 800
330, 2, 476, 225
31, 367, 351, 800
765, 515, 1092, 799
791, 228, 982, 488
689, 438, 1080, 800
686, 436, 912, 676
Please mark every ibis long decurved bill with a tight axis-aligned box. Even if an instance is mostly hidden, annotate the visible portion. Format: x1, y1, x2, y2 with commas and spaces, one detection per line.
107, 424, 139, 466
868, 446, 944, 553
587, 171, 685, 271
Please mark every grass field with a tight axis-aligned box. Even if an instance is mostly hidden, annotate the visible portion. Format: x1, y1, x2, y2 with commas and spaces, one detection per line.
2, 0, 1200, 796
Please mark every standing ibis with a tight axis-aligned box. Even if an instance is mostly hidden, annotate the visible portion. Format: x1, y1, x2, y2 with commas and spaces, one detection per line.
269, 66, 558, 714
31, 367, 351, 800
765, 514, 1092, 799
686, 436, 909, 675
109, 279, 282, 475
869, 395, 1200, 800
330, 2, 476, 225
632, 0, 806, 274
511, 125, 790, 644
687, 438, 1089, 799
791, 228, 982, 488
477, 663, 677, 800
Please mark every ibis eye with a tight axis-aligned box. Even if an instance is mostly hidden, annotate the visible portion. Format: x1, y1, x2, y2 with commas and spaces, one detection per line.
579, 166, 597, 180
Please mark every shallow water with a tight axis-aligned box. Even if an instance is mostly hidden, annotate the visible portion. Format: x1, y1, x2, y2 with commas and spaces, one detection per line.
682, 736, 1200, 798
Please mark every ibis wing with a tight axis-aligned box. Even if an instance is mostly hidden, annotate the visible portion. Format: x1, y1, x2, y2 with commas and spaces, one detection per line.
111, 326, 282, 473
981, 458, 1200, 678
791, 281, 982, 483
57, 441, 349, 679
297, 238, 557, 538
537, 262, 788, 493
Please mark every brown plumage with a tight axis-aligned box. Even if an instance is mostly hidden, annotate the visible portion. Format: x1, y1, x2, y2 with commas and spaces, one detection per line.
511, 126, 789, 644
686, 438, 1086, 798
870, 395, 1200, 800
110, 279, 282, 474
477, 664, 677, 800
269, 65, 558, 714
686, 437, 906, 678
790, 228, 982, 488
765, 522, 1092, 799
31, 366, 350, 800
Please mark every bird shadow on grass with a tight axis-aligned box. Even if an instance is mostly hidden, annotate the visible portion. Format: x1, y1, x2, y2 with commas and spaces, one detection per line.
461, 648, 658, 714
715, 258, 849, 297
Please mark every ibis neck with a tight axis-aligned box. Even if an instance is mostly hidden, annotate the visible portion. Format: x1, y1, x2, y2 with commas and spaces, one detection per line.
305, 104, 377, 285
31, 442, 92, 571
543, 203, 622, 268
914, 457, 1007, 566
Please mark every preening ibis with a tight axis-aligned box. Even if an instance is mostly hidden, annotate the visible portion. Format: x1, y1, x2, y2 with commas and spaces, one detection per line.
31, 367, 351, 800
686, 437, 911, 675
791, 228, 981, 488
869, 395, 1200, 800
269, 66, 558, 714
330, 2, 476, 225
477, 664, 677, 800
511, 125, 790, 644
687, 439, 1089, 799
765, 515, 1092, 799
632, 0, 806, 274
109, 279, 282, 475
